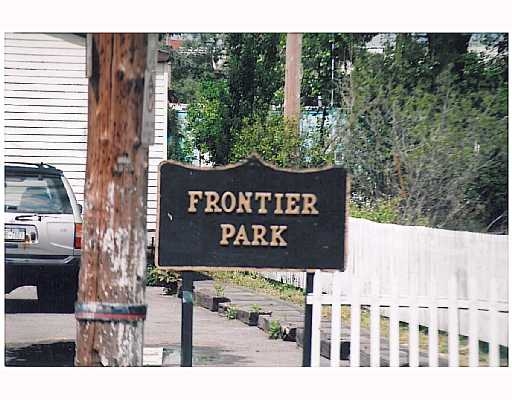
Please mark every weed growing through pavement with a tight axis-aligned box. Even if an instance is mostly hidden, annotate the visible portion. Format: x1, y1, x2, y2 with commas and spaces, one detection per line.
226, 305, 238, 320
213, 281, 225, 297
250, 304, 262, 313
268, 320, 281, 339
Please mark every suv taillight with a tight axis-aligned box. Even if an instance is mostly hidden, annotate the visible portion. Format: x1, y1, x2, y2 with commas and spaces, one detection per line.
74, 223, 82, 249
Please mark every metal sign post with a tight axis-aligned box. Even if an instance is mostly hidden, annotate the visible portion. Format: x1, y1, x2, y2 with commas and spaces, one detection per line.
180, 271, 194, 366
302, 272, 315, 366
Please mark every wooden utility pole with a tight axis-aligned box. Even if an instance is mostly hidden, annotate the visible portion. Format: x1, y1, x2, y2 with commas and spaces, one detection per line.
284, 33, 302, 129
283, 33, 313, 367
75, 33, 155, 366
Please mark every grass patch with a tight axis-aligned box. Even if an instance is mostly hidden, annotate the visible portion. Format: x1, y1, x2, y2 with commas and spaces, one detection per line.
209, 271, 304, 305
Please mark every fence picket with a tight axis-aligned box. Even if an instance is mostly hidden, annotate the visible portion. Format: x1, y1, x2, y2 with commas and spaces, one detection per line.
310, 270, 322, 367
370, 272, 380, 367
330, 271, 342, 367
428, 232, 439, 367
350, 275, 361, 367
389, 272, 400, 367
448, 273, 459, 366
468, 276, 479, 367
488, 277, 499, 367
408, 226, 420, 367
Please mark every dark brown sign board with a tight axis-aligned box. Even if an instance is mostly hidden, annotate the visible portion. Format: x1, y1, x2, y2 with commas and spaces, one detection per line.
156, 155, 347, 271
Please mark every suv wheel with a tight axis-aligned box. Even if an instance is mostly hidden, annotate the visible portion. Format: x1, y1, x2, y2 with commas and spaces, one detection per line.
37, 275, 78, 312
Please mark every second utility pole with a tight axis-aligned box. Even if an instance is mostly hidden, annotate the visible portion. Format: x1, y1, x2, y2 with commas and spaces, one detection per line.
284, 33, 302, 130
284, 33, 312, 367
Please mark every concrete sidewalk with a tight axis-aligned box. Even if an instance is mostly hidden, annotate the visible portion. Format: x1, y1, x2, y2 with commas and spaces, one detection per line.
5, 286, 310, 366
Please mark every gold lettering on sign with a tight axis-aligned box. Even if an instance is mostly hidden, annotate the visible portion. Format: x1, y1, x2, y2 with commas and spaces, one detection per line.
233, 225, 251, 246
254, 192, 272, 214
285, 193, 301, 214
301, 193, 319, 215
251, 225, 269, 246
187, 190, 318, 248
270, 225, 288, 246
218, 224, 289, 247
236, 192, 253, 213
187, 191, 203, 213
219, 224, 236, 245
274, 193, 284, 214
205, 191, 222, 213
220, 191, 236, 213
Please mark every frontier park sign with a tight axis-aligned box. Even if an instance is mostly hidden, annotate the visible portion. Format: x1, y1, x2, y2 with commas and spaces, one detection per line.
156, 155, 347, 271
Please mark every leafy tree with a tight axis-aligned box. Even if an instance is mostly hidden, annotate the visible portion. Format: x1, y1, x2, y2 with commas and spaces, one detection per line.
338, 34, 508, 232
168, 33, 226, 104
190, 33, 284, 165
230, 114, 299, 167
186, 79, 229, 162
301, 33, 374, 107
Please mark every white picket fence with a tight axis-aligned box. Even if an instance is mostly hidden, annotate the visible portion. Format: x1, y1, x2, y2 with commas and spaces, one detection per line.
262, 217, 509, 365
306, 269, 507, 367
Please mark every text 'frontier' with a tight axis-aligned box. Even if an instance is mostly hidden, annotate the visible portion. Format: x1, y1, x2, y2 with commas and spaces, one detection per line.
186, 191, 320, 247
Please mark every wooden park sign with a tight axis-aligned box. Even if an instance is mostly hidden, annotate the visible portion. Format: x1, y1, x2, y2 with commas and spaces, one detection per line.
156, 155, 348, 271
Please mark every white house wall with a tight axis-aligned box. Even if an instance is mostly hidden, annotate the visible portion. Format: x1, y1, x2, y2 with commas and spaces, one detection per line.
4, 33, 168, 232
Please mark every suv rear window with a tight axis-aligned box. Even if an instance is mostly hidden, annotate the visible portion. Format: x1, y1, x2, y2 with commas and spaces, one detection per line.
4, 174, 73, 214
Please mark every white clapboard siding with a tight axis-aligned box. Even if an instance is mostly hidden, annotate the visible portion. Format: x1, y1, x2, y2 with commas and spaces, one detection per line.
5, 33, 86, 44
5, 134, 87, 143
4, 127, 88, 136
5, 98, 88, 107
4, 46, 86, 57
6, 141, 87, 150
5, 83, 88, 92
5, 76, 88, 85
4, 68, 87, 78
4, 32, 169, 233
5, 61, 86, 71
5, 112, 88, 121
5, 120, 87, 128
4, 90, 88, 99
5, 105, 88, 114
5, 38, 85, 49
5, 54, 85, 64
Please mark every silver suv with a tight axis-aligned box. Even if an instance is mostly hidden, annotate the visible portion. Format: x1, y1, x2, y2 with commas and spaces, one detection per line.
4, 162, 82, 310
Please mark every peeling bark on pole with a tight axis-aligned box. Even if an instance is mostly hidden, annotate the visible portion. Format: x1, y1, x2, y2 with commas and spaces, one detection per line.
75, 33, 150, 367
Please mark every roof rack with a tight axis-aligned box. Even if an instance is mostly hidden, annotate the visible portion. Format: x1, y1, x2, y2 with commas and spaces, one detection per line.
4, 161, 58, 170
4, 162, 63, 176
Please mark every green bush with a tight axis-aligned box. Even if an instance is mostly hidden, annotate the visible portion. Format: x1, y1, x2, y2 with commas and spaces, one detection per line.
226, 306, 238, 320
146, 266, 179, 288
230, 114, 300, 168
213, 281, 225, 297
268, 320, 281, 339
349, 197, 401, 224
250, 304, 262, 313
